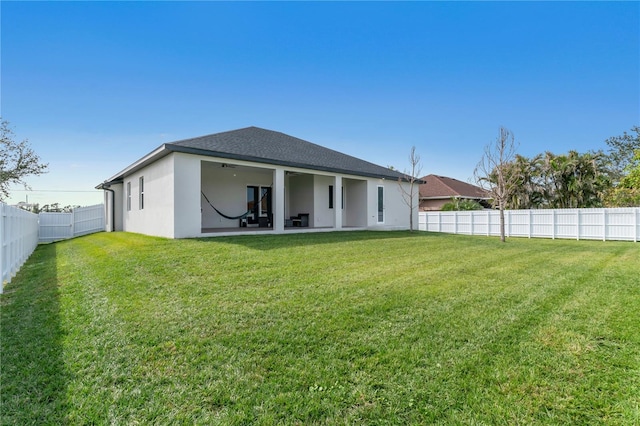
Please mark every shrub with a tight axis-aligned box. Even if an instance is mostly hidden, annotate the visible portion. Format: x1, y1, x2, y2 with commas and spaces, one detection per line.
441, 198, 484, 211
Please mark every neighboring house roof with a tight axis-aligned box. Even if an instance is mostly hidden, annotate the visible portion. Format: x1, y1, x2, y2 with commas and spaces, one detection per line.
419, 174, 489, 199
98, 126, 409, 187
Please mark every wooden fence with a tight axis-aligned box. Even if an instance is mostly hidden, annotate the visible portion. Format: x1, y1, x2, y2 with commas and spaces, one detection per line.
419, 208, 640, 242
1, 203, 39, 292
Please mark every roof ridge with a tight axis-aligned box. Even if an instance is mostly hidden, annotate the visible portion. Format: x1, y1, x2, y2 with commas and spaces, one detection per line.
161, 126, 410, 182
168, 126, 260, 145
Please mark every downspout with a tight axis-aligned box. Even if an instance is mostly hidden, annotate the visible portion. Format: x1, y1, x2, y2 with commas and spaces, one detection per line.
102, 185, 116, 232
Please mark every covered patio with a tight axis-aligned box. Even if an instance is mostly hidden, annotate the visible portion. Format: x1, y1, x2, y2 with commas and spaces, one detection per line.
199, 160, 368, 235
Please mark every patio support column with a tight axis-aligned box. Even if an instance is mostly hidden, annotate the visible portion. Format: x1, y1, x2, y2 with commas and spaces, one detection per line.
334, 175, 342, 230
273, 168, 285, 232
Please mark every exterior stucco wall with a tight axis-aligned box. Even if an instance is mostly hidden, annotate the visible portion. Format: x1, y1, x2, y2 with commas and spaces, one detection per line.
118, 153, 203, 238
289, 174, 314, 224
273, 168, 285, 232
313, 175, 335, 228
122, 154, 176, 238
366, 179, 417, 229
121, 155, 174, 238
420, 198, 449, 211
344, 179, 367, 227
173, 154, 202, 238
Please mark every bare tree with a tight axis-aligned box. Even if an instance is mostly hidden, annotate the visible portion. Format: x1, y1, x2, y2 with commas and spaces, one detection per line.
474, 127, 519, 242
0, 119, 48, 201
398, 146, 423, 232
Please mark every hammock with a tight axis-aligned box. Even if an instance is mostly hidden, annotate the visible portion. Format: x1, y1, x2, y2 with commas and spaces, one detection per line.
201, 188, 271, 221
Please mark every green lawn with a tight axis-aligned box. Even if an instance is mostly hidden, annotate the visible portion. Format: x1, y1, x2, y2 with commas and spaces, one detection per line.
1, 231, 639, 425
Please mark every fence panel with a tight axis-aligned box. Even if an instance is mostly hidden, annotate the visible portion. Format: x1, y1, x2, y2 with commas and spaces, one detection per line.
419, 208, 639, 242
1, 203, 39, 292
473, 211, 489, 236
72, 204, 105, 237
39, 204, 105, 243
39, 212, 73, 243
508, 211, 530, 238
531, 210, 553, 238
579, 209, 601, 241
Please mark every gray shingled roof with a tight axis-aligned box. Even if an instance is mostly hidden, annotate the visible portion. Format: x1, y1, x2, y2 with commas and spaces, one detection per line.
166, 126, 407, 180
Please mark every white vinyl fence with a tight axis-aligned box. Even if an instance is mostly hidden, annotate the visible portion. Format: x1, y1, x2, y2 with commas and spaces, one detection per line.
419, 208, 640, 242
39, 204, 105, 243
1, 203, 39, 292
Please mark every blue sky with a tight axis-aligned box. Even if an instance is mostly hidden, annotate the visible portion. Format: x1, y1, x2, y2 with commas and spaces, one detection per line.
2, 1, 638, 207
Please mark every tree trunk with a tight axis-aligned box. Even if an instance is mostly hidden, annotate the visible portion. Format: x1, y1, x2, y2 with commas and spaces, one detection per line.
409, 182, 414, 232
499, 205, 506, 243
409, 200, 414, 232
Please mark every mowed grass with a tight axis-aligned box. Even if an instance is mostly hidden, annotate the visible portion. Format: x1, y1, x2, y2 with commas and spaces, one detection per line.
1, 231, 639, 425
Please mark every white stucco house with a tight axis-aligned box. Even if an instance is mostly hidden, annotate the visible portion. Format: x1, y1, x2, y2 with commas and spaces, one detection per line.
96, 127, 418, 238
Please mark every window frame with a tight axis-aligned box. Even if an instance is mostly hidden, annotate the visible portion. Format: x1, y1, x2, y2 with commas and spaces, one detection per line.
329, 185, 334, 209
377, 185, 384, 223
126, 181, 131, 211
139, 176, 144, 210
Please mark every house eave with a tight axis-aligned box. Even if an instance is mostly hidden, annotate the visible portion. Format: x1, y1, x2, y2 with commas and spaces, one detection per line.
95, 145, 170, 189
165, 144, 411, 181
97, 140, 418, 190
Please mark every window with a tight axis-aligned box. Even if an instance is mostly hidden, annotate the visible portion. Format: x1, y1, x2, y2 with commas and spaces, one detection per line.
377, 186, 384, 223
139, 177, 144, 210
329, 185, 334, 209
126, 182, 131, 211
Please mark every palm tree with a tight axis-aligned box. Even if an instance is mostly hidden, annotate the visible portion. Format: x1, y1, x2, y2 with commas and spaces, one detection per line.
505, 154, 546, 209
542, 151, 609, 208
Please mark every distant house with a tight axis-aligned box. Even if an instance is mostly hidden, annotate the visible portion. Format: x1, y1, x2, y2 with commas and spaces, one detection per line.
419, 174, 490, 211
96, 126, 418, 238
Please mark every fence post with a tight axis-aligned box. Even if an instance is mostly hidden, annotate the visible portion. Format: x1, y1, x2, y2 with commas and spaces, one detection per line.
633, 207, 640, 243
470, 211, 475, 235
576, 209, 580, 241
71, 209, 76, 238
484, 211, 487, 236
603, 209, 607, 242
528, 210, 532, 238
1, 204, 4, 292
454, 212, 458, 234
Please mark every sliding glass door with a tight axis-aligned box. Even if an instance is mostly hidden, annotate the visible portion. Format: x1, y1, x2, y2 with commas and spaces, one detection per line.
247, 185, 272, 221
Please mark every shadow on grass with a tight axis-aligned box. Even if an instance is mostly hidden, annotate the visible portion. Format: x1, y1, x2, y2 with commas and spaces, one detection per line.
195, 229, 429, 250
0, 243, 67, 424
